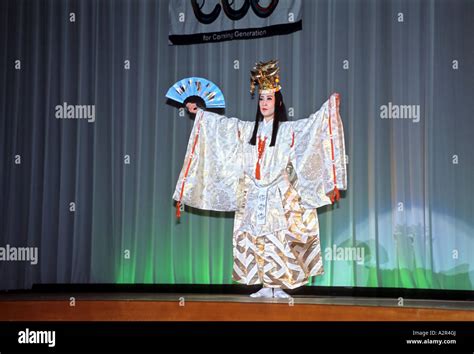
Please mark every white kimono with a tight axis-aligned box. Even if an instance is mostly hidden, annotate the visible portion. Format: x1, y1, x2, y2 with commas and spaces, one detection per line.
173, 93, 347, 289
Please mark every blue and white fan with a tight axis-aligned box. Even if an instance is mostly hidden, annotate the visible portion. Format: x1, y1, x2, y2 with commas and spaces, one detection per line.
166, 77, 226, 108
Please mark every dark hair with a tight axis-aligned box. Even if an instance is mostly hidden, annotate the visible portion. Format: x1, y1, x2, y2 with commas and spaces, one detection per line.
183, 96, 206, 109
249, 90, 288, 147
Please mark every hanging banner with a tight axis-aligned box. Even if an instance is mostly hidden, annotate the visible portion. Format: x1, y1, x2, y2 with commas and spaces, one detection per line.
169, 0, 302, 45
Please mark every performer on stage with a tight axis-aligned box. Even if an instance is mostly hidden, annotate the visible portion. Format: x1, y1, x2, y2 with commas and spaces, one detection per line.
173, 60, 347, 298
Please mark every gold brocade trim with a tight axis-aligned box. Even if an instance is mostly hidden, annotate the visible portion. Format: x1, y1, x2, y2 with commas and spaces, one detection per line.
232, 184, 324, 289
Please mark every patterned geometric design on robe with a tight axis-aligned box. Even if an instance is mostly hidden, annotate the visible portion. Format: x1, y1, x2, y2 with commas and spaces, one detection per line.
232, 183, 324, 289
172, 109, 254, 212
290, 92, 347, 209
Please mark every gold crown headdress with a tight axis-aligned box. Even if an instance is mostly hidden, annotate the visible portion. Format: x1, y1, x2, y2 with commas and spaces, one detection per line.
250, 60, 281, 96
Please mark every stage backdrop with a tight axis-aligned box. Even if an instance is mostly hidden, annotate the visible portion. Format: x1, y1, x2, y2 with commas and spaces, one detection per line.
0, 0, 473, 291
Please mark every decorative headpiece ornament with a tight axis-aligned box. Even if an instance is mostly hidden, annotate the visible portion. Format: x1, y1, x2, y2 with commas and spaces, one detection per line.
250, 59, 281, 96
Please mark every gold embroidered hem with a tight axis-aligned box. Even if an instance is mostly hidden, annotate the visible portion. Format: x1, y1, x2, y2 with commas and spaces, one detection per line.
232, 184, 324, 289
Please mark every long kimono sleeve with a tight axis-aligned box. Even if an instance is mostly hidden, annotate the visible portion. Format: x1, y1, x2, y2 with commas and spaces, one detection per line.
290, 93, 348, 209
173, 108, 245, 214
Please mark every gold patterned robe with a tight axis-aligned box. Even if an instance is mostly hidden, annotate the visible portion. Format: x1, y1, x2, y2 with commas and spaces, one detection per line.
173, 93, 347, 289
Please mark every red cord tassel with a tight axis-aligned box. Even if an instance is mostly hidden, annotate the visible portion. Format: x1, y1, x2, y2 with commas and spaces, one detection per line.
255, 136, 266, 180
328, 93, 341, 205
330, 187, 341, 203
255, 161, 261, 180
176, 201, 181, 220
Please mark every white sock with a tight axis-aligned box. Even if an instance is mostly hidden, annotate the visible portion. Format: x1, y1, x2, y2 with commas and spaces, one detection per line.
273, 288, 292, 298
249, 287, 273, 298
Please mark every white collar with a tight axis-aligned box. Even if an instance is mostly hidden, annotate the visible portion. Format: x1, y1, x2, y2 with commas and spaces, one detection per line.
262, 118, 273, 127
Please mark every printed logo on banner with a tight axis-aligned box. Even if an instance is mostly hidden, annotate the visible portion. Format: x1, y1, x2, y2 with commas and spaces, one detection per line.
169, 0, 302, 45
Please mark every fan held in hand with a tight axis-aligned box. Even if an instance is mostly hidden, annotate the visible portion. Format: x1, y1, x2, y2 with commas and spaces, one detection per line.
165, 77, 226, 109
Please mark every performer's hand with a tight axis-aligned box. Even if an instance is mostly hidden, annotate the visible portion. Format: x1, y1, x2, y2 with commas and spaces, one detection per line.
186, 102, 198, 114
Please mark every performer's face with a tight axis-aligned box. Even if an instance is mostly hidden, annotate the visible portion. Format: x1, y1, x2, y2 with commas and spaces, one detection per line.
259, 92, 275, 120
